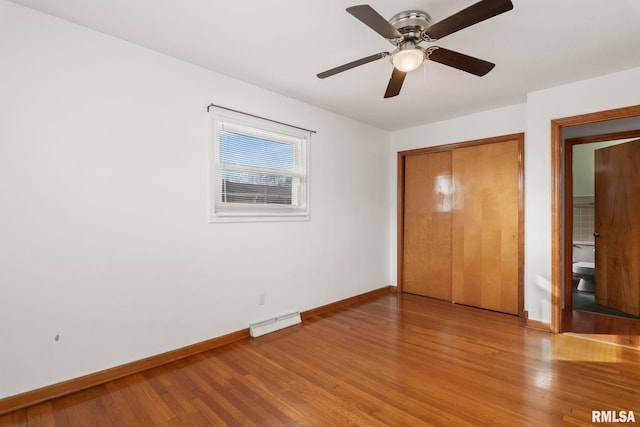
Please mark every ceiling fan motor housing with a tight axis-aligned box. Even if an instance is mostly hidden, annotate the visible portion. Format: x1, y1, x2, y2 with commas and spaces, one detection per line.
388, 10, 432, 70
317, 1, 514, 97
389, 10, 432, 43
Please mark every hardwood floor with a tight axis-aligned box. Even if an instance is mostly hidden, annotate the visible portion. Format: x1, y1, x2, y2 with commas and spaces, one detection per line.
563, 308, 640, 348
2, 293, 640, 426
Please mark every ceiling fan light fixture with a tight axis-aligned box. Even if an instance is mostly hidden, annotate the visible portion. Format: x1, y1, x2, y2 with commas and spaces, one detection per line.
318, 1, 514, 98
392, 48, 424, 72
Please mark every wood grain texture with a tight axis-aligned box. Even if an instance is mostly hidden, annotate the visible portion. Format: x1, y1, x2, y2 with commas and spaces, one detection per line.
2, 293, 640, 426
397, 153, 406, 291
551, 119, 564, 333
0, 329, 250, 417
452, 140, 520, 314
563, 136, 575, 313
594, 139, 640, 316
0, 287, 393, 416
562, 130, 640, 313
550, 104, 640, 333
300, 286, 393, 320
403, 151, 452, 300
563, 308, 640, 348
397, 133, 525, 301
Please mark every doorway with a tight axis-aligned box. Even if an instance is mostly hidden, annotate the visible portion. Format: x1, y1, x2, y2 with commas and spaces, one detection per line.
564, 132, 640, 317
551, 105, 640, 344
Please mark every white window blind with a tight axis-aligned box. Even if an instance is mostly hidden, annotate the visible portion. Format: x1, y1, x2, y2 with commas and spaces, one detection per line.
210, 108, 310, 221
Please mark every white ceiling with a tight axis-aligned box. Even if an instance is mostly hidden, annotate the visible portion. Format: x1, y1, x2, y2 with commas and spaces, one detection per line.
9, 0, 640, 130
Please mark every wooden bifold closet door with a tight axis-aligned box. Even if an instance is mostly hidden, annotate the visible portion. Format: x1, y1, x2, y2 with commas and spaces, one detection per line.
403, 151, 452, 301
401, 137, 522, 315
451, 140, 520, 315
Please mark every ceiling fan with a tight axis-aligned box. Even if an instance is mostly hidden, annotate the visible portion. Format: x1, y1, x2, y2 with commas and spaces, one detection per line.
317, 0, 513, 98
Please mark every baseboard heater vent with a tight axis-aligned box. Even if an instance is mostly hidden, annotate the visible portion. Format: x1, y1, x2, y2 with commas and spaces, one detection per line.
249, 311, 301, 338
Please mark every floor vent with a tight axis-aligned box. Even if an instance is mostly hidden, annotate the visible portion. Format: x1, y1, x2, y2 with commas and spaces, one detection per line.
249, 311, 301, 338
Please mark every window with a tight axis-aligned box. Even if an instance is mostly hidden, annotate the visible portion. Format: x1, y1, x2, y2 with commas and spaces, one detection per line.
210, 107, 310, 222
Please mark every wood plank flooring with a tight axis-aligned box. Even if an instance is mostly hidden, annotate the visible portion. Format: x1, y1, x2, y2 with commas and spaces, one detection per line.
2, 293, 640, 426
563, 308, 640, 348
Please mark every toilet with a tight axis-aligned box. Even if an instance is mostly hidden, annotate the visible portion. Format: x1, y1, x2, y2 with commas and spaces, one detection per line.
572, 241, 595, 292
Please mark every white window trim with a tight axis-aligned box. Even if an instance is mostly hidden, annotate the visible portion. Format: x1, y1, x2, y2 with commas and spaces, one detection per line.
209, 107, 310, 223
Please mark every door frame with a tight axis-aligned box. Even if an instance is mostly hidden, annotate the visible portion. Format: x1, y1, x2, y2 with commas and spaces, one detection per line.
550, 105, 640, 333
397, 133, 525, 316
562, 130, 640, 314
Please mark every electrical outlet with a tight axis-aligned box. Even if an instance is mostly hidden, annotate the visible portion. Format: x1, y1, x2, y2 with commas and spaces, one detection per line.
259, 292, 266, 306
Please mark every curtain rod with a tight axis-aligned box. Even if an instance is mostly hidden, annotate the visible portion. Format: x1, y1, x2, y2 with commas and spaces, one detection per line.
207, 103, 316, 134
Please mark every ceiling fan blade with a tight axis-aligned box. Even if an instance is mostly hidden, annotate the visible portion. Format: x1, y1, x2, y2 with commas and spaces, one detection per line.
347, 5, 402, 40
317, 52, 389, 79
384, 68, 407, 98
428, 47, 495, 76
424, 0, 513, 40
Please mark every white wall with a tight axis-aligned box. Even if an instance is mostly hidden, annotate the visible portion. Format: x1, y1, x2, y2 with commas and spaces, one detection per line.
0, 1, 390, 398
4, 0, 640, 402
525, 67, 640, 322
573, 140, 626, 196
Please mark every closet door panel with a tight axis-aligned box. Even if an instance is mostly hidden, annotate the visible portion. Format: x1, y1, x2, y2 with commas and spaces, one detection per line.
403, 151, 452, 300
451, 140, 519, 314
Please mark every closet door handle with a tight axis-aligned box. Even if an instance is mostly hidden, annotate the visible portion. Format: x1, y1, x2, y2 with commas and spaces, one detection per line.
593, 232, 600, 237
